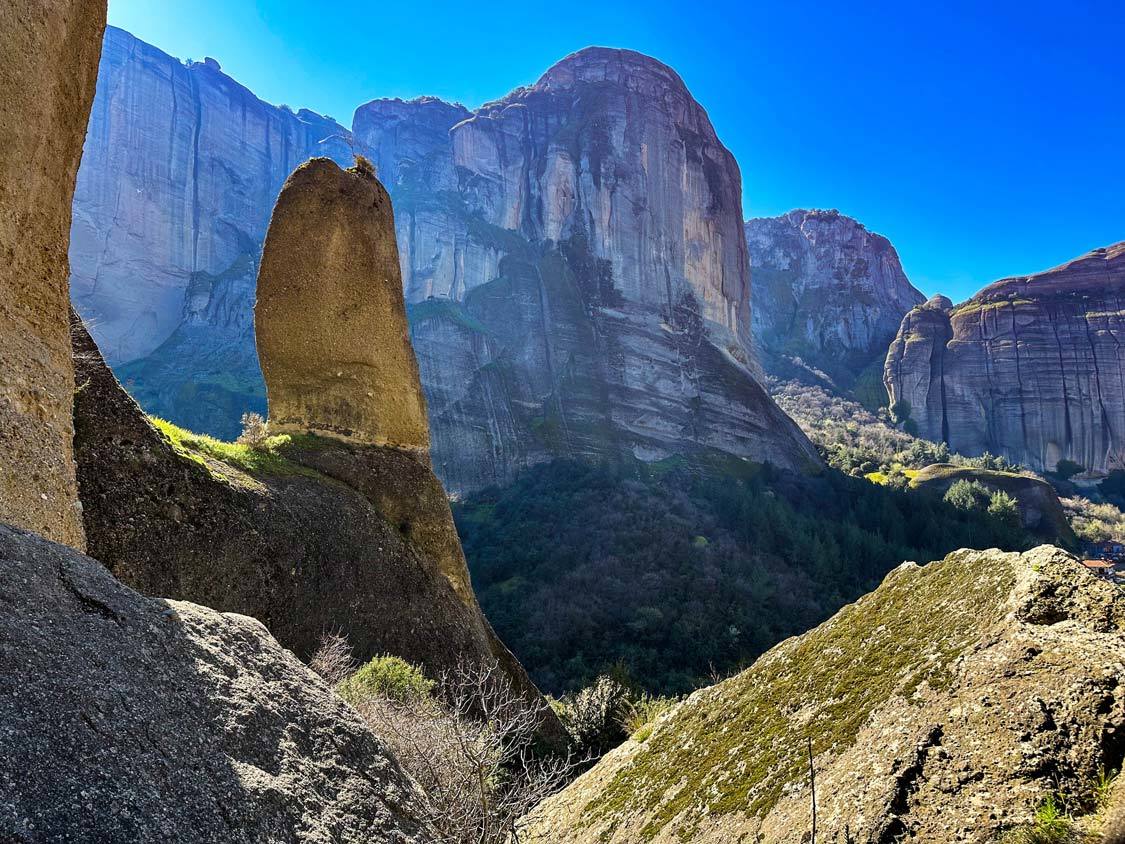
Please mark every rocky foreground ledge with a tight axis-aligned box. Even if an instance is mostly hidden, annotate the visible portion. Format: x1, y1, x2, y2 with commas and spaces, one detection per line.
526, 545, 1125, 842
0, 523, 433, 842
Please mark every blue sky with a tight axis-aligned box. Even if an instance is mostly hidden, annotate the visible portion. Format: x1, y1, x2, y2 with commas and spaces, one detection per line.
107, 0, 1124, 302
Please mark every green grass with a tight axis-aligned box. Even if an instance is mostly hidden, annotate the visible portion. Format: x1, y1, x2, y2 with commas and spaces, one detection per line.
149, 416, 318, 481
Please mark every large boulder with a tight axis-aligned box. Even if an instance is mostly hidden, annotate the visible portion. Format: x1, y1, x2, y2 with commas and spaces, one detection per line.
0, 0, 105, 549
0, 523, 432, 842
526, 545, 1125, 842
885, 242, 1125, 473
909, 463, 1076, 545
256, 158, 429, 451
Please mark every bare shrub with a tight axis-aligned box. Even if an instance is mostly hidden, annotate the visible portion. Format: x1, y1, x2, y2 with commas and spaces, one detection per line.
307, 632, 355, 687
351, 660, 578, 843
236, 412, 269, 448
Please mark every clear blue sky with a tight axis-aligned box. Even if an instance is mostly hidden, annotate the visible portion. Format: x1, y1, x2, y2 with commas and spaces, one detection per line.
107, 0, 1124, 302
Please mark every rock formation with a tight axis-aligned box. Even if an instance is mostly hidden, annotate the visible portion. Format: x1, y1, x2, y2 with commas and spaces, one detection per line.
526, 545, 1125, 842
908, 463, 1075, 544
70, 34, 820, 490
0, 523, 433, 843
70, 26, 358, 437
0, 0, 105, 549
256, 159, 429, 450
747, 209, 924, 385
72, 313, 563, 744
885, 242, 1125, 473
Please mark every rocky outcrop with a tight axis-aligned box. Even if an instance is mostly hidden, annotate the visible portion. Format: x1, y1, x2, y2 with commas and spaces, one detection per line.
526, 545, 1125, 842
747, 209, 924, 384
0, 0, 104, 549
0, 522, 433, 843
909, 463, 1075, 544
357, 47, 818, 489
72, 313, 563, 745
256, 159, 429, 450
885, 243, 1125, 473
70, 26, 358, 437
70, 34, 819, 489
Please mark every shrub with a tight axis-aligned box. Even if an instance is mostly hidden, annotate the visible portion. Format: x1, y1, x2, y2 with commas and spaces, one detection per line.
623, 693, 678, 738
338, 654, 434, 705
943, 479, 990, 511
349, 661, 577, 844
1054, 459, 1085, 481
987, 490, 1022, 528
554, 675, 630, 757
352, 154, 377, 179
889, 399, 912, 424
307, 631, 355, 687
236, 412, 269, 447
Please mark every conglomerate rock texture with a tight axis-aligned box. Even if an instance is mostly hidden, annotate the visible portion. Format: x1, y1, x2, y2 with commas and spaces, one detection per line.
70, 34, 819, 490
746, 209, 924, 384
0, 523, 434, 843
526, 545, 1125, 843
0, 0, 104, 549
72, 315, 563, 745
885, 242, 1125, 473
70, 26, 357, 437
256, 159, 429, 451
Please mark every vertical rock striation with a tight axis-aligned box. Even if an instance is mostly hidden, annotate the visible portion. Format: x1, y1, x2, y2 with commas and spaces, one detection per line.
885, 243, 1125, 473
353, 47, 818, 490
0, 0, 105, 549
746, 209, 924, 384
70, 26, 359, 437
70, 35, 819, 488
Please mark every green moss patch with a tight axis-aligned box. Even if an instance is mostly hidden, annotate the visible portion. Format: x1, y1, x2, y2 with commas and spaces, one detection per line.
582, 549, 1018, 840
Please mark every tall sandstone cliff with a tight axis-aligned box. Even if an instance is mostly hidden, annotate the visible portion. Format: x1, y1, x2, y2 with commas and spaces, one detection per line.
0, 0, 104, 549
70, 35, 818, 490
885, 243, 1125, 473
747, 209, 924, 385
70, 26, 357, 437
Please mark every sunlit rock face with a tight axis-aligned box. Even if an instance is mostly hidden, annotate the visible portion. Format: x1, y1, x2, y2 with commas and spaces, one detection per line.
354, 47, 818, 491
885, 242, 1125, 473
746, 209, 924, 383
70, 35, 819, 488
69, 26, 357, 437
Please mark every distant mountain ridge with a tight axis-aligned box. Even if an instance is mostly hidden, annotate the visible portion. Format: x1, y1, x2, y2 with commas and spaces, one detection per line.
69, 28, 819, 490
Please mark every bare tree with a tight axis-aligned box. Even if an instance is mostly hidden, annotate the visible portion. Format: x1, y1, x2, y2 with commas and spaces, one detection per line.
352, 660, 579, 844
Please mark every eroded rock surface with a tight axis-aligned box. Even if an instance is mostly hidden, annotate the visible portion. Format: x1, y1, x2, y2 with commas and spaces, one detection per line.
747, 209, 923, 384
885, 243, 1125, 473
526, 546, 1125, 842
72, 313, 563, 745
70, 27, 359, 437
70, 36, 819, 489
0, 0, 104, 548
256, 159, 428, 450
0, 523, 433, 843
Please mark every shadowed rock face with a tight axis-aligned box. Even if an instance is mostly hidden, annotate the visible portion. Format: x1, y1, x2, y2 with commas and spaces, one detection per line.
526, 546, 1125, 843
0, 523, 434, 843
72, 314, 563, 745
0, 0, 105, 549
256, 159, 429, 451
70, 27, 359, 437
746, 210, 924, 383
69, 35, 819, 489
885, 243, 1125, 473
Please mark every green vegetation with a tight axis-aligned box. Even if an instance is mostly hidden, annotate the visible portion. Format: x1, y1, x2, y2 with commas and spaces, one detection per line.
455, 458, 1032, 696
337, 654, 435, 705
149, 416, 318, 481
582, 548, 1020, 839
